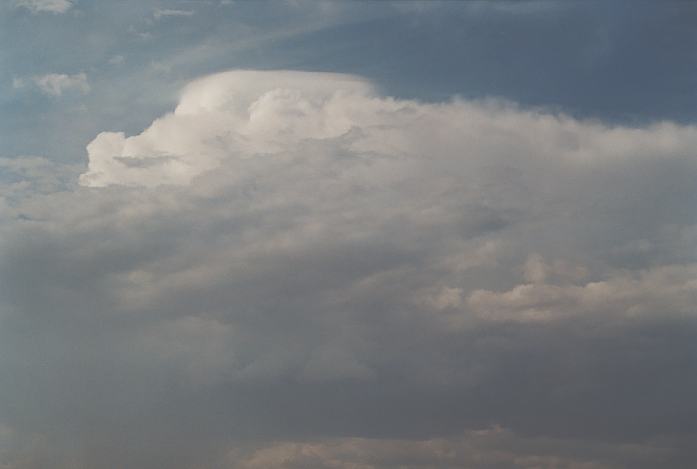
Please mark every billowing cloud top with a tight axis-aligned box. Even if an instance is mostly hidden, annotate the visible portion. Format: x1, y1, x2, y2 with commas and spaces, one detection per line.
1, 70, 696, 468
81, 70, 376, 187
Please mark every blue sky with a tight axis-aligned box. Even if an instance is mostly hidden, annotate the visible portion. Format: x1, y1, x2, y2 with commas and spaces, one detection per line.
0, 2, 696, 468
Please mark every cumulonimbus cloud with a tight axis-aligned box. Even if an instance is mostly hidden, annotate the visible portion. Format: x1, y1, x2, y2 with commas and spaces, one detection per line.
1, 70, 696, 468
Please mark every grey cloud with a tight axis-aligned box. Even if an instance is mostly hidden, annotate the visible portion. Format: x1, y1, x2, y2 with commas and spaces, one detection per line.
224, 429, 695, 469
0, 70, 695, 468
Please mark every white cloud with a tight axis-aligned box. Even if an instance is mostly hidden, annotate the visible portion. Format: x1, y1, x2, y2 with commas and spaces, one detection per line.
466, 263, 697, 323
153, 8, 195, 19
31, 72, 89, 97
80, 70, 697, 191
81, 70, 375, 187
14, 0, 73, 14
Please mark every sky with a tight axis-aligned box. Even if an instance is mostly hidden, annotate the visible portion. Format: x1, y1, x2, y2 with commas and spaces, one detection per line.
0, 1, 696, 468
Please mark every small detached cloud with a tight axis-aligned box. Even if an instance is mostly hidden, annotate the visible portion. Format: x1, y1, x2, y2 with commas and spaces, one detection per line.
14, 0, 74, 14
108, 55, 125, 66
31, 72, 89, 97
153, 8, 195, 20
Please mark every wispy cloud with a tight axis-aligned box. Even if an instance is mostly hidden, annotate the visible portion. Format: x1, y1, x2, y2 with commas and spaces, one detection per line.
31, 73, 89, 97
108, 55, 126, 66
153, 8, 195, 20
14, 0, 74, 14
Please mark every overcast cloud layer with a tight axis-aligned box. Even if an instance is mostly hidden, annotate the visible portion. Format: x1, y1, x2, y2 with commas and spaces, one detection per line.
0, 68, 695, 468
